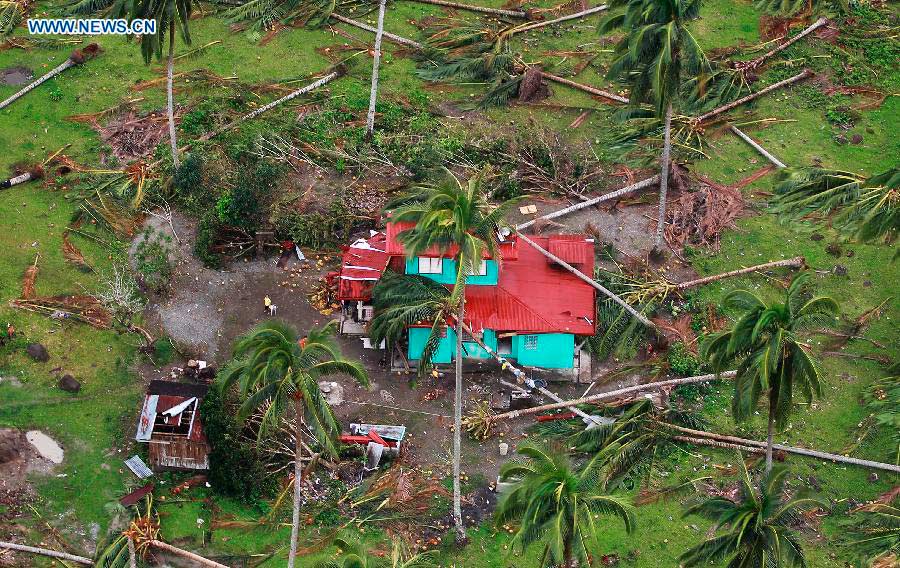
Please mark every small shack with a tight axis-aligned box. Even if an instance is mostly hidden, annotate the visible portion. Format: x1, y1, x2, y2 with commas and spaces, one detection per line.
135, 380, 210, 471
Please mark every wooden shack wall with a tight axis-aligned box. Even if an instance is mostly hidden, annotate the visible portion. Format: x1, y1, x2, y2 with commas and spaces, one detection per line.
148, 435, 210, 470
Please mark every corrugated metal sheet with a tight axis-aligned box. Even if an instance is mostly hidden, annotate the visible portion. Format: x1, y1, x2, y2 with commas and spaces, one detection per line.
135, 395, 158, 441
385, 221, 518, 260
337, 233, 391, 301
124, 455, 154, 479
548, 236, 593, 265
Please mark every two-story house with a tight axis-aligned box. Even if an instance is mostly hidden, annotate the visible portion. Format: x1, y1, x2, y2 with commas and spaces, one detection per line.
332, 222, 597, 372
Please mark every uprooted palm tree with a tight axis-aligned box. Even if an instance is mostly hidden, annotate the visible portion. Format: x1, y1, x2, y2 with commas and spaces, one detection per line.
772, 167, 899, 256
701, 272, 839, 472
219, 320, 369, 568
755, 0, 847, 16
841, 492, 899, 568
681, 460, 826, 568
601, 0, 709, 253
130, 0, 194, 168
495, 441, 636, 567
385, 168, 521, 543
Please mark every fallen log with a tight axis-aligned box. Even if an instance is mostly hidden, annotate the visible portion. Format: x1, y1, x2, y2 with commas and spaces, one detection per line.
540, 72, 629, 103
662, 423, 900, 473
0, 166, 43, 190
508, 4, 608, 36
695, 69, 813, 123
516, 231, 658, 330
0, 44, 100, 111
516, 175, 659, 230
742, 17, 828, 71
330, 14, 425, 49
406, 0, 526, 18
0, 541, 93, 566
148, 540, 230, 568
200, 70, 342, 141
730, 125, 786, 168
673, 257, 804, 290
488, 371, 737, 423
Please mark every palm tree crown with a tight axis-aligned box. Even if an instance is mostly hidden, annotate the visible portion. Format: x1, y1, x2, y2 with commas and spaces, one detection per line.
315, 535, 438, 568
495, 441, 636, 567
219, 319, 369, 455
601, 0, 708, 116
681, 461, 826, 567
132, 0, 192, 64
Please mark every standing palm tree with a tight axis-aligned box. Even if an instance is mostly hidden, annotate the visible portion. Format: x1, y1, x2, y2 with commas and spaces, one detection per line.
681, 461, 826, 567
387, 168, 521, 543
601, 0, 708, 253
131, 0, 193, 168
219, 320, 369, 568
495, 441, 636, 567
701, 273, 838, 472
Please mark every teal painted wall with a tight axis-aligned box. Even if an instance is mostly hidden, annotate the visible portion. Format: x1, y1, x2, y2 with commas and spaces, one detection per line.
511, 333, 575, 368
408, 328, 498, 363
404, 257, 498, 286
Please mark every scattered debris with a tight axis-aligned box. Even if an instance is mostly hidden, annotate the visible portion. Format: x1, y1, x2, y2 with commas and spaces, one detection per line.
124, 456, 154, 479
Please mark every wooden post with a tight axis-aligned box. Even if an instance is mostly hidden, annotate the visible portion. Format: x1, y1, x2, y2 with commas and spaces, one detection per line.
695, 69, 813, 123
516, 175, 659, 230
730, 125, 786, 168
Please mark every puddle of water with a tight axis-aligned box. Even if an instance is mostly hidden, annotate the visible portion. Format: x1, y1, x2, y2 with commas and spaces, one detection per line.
26, 430, 64, 464
1, 66, 33, 86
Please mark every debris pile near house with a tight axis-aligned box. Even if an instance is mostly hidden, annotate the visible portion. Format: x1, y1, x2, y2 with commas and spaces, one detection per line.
135, 380, 210, 471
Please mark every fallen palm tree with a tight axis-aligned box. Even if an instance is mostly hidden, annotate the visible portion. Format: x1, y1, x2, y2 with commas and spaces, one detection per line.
516, 175, 660, 230
0, 44, 100, 110
487, 371, 738, 423
0, 542, 93, 566
737, 17, 828, 73
506, 4, 607, 36
404, 0, 526, 18
730, 125, 786, 168
200, 68, 344, 141
539, 71, 629, 103
694, 69, 813, 123
11, 295, 113, 328
0, 165, 43, 190
661, 423, 900, 473
331, 13, 424, 48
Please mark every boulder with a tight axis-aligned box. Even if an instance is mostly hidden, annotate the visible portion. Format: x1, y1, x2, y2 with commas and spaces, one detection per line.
26, 343, 49, 362
58, 374, 81, 393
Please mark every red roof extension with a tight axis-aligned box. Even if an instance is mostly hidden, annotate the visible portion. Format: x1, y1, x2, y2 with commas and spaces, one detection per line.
385, 221, 519, 260
335, 232, 391, 301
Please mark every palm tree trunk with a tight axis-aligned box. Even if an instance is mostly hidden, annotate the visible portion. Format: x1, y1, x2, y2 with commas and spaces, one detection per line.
452, 291, 465, 544
695, 69, 812, 123
0, 55, 77, 111
729, 125, 786, 168
148, 540, 230, 568
745, 18, 828, 71
287, 397, 304, 568
507, 4, 608, 36
200, 71, 341, 141
539, 71, 629, 104
515, 175, 659, 231
330, 14, 424, 49
488, 371, 737, 423
655, 103, 673, 252
0, 542, 93, 565
127, 537, 137, 568
515, 232, 657, 330
673, 257, 805, 290
167, 25, 180, 169
366, 0, 387, 140
1, 171, 37, 190
765, 402, 776, 473
407, 0, 526, 18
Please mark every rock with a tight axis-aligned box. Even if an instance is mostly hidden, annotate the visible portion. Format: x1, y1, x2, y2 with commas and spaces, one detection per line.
833, 264, 848, 276
850, 134, 863, 145
57, 374, 81, 393
26, 343, 49, 362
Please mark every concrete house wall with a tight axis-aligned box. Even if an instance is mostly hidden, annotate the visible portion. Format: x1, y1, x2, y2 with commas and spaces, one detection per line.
404, 257, 499, 286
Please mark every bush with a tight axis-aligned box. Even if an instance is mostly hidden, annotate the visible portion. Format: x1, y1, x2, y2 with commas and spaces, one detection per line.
173, 152, 210, 214
216, 161, 281, 232
194, 211, 223, 268
200, 387, 277, 506
668, 341, 703, 377
133, 227, 173, 294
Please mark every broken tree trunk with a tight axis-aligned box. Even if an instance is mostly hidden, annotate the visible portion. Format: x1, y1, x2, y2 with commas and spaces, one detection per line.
674, 257, 805, 290
508, 4, 608, 36
695, 69, 813, 123
0, 45, 99, 111
330, 14, 425, 49
661, 423, 900, 474
148, 540, 230, 568
516, 175, 659, 230
516, 231, 658, 330
0, 542, 93, 566
730, 125, 786, 168
200, 71, 341, 141
540, 72, 629, 103
1, 166, 43, 190
743, 17, 828, 71
488, 371, 737, 423
366, 0, 387, 139
406, 0, 526, 18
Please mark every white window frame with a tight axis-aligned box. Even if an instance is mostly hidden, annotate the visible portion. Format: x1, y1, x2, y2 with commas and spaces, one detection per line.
523, 335, 539, 350
418, 257, 443, 274
468, 260, 488, 276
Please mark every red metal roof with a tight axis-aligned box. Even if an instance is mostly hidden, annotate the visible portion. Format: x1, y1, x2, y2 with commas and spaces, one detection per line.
385, 221, 518, 260
548, 235, 593, 265
463, 235, 595, 335
336, 233, 391, 301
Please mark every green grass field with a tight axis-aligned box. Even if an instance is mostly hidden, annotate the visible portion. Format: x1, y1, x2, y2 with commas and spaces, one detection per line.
1, 0, 897, 566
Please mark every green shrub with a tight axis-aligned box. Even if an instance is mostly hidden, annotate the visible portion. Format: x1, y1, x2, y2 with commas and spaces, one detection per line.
200, 387, 277, 506
173, 152, 211, 214
133, 228, 173, 294
668, 341, 703, 377
151, 336, 176, 366
194, 211, 223, 268
217, 161, 281, 232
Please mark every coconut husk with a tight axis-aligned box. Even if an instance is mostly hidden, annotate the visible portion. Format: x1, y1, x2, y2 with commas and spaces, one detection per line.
517, 66, 547, 103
